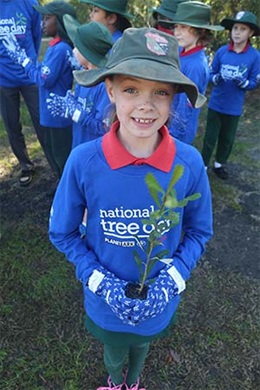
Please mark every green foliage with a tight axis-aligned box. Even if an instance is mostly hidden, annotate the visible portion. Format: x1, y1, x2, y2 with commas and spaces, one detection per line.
134, 164, 201, 292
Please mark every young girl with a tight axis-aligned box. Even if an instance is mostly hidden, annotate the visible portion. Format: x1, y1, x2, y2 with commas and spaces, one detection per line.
3, 1, 76, 178
201, 11, 260, 180
49, 28, 213, 390
162, 1, 224, 144
46, 16, 114, 148
80, 0, 132, 42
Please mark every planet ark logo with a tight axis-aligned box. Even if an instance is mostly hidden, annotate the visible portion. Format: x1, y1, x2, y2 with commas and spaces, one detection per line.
0, 13, 27, 37
100, 205, 171, 247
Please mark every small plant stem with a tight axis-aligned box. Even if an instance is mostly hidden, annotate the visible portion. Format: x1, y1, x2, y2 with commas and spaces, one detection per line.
138, 243, 154, 293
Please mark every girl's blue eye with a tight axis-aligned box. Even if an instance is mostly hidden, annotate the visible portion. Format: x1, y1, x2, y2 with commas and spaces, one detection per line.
156, 90, 169, 96
124, 88, 136, 94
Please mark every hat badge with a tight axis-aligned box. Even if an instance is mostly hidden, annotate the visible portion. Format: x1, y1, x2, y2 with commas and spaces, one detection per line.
235, 11, 245, 20
145, 32, 169, 56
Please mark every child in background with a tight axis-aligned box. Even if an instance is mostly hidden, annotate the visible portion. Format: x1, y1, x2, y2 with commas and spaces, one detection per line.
0, 0, 46, 186
49, 27, 213, 390
162, 1, 224, 144
3, 1, 76, 178
150, 0, 188, 35
80, 0, 132, 42
46, 16, 114, 148
201, 11, 260, 180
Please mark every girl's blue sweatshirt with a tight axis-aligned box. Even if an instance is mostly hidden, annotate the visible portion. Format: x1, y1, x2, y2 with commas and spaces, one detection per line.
49, 123, 213, 336
24, 37, 73, 128
168, 47, 209, 144
208, 43, 259, 116
72, 82, 110, 148
0, 0, 41, 87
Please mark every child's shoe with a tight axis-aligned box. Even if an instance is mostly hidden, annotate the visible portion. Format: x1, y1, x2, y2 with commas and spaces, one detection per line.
125, 377, 146, 390
97, 376, 125, 390
213, 166, 229, 180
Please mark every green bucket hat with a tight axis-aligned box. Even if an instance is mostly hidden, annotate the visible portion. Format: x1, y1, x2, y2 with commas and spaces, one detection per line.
74, 27, 206, 109
63, 15, 113, 67
160, 1, 224, 31
152, 0, 189, 21
221, 11, 260, 36
33, 1, 76, 18
80, 0, 133, 20
33, 1, 77, 44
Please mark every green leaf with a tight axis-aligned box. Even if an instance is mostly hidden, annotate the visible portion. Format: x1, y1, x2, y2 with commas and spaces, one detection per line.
177, 192, 201, 207
133, 250, 144, 279
146, 258, 160, 277
145, 173, 164, 207
152, 249, 170, 259
146, 278, 156, 285
166, 165, 184, 195
132, 234, 145, 251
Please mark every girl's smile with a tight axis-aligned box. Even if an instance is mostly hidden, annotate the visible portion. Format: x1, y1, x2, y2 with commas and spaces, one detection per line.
105, 75, 176, 156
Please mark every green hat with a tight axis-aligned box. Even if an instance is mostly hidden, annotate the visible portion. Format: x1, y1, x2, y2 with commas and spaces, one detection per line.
74, 27, 206, 109
152, 0, 189, 21
80, 0, 133, 20
33, 1, 77, 44
221, 11, 260, 36
33, 1, 76, 18
160, 1, 224, 31
63, 15, 113, 67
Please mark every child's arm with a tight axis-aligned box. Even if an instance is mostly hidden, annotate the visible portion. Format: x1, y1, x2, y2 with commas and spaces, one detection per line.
2, 33, 71, 88
49, 149, 99, 284
46, 85, 109, 136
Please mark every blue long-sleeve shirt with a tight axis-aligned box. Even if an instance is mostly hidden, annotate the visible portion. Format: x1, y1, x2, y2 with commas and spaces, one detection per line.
208, 43, 260, 116
168, 47, 209, 144
23, 37, 73, 127
72, 82, 110, 148
0, 0, 41, 87
49, 123, 213, 336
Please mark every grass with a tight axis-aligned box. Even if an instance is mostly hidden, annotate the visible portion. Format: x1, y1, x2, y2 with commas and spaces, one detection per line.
1, 81, 260, 388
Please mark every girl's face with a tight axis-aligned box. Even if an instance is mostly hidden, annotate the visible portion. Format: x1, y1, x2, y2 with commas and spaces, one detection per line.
73, 48, 97, 70
89, 6, 107, 24
89, 6, 116, 31
173, 24, 199, 51
42, 14, 57, 37
105, 75, 176, 147
231, 23, 254, 46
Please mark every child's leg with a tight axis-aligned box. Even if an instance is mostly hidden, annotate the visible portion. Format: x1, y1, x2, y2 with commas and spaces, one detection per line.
104, 344, 128, 385
201, 108, 221, 166
125, 342, 150, 386
215, 115, 240, 164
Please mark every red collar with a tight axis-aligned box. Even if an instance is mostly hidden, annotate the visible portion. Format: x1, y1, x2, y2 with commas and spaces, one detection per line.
49, 37, 62, 47
180, 45, 204, 57
228, 42, 250, 53
102, 121, 176, 172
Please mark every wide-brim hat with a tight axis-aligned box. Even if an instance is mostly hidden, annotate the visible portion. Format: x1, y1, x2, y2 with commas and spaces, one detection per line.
152, 0, 189, 21
33, 1, 76, 18
160, 1, 224, 31
221, 11, 260, 36
80, 0, 133, 20
63, 15, 113, 67
74, 27, 206, 109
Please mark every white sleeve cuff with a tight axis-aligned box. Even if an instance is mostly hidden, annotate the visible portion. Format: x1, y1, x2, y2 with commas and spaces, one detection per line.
72, 109, 82, 123
22, 57, 30, 67
88, 270, 105, 293
241, 80, 249, 88
167, 266, 186, 294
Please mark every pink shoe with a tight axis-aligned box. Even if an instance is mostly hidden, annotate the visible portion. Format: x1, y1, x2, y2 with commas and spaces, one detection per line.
125, 377, 146, 390
96, 376, 125, 390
